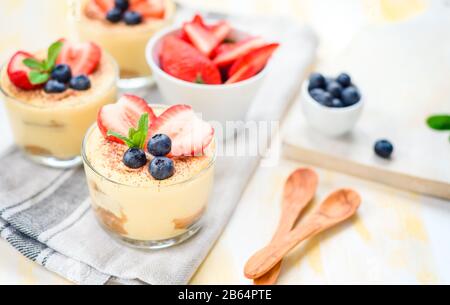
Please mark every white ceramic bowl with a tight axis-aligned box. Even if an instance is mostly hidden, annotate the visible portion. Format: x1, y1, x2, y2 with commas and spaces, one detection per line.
146, 26, 268, 127
301, 80, 364, 136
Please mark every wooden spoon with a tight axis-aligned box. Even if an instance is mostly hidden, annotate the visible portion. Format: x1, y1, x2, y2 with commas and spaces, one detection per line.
245, 189, 361, 279
253, 168, 318, 285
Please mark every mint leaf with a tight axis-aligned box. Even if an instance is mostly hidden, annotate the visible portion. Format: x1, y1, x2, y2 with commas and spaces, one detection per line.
107, 114, 149, 149
426, 115, 450, 131
46, 41, 63, 70
130, 132, 145, 149
23, 58, 45, 70
137, 113, 149, 148
29, 70, 49, 85
107, 131, 135, 147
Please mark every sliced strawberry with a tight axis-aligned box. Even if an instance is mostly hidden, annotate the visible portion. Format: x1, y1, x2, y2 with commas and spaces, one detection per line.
160, 36, 221, 84
97, 94, 157, 144
85, 0, 108, 19
213, 37, 266, 67
130, 0, 165, 19
210, 21, 231, 43
149, 105, 214, 156
7, 51, 38, 90
180, 15, 230, 56
93, 0, 114, 12
179, 15, 205, 46
226, 43, 279, 84
57, 40, 102, 75
191, 14, 206, 27
183, 22, 220, 57
211, 42, 236, 59
176, 29, 191, 43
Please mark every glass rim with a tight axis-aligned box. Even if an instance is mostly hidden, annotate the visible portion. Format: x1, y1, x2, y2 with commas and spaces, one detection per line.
0, 52, 119, 109
81, 106, 217, 189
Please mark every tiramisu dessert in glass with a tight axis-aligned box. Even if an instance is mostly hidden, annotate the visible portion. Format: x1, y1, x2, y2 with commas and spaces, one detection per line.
0, 39, 118, 168
76, 0, 176, 88
82, 94, 216, 249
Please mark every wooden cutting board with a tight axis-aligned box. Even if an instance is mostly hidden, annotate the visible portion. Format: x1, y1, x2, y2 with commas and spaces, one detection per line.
282, 10, 450, 200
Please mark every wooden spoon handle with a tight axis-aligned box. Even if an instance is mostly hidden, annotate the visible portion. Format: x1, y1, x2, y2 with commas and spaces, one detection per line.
245, 220, 322, 279
253, 203, 310, 285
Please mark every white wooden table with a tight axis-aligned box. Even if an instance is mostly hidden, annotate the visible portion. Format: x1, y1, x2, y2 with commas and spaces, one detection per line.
1, 0, 449, 285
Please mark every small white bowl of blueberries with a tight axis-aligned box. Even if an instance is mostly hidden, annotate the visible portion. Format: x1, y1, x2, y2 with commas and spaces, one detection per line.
301, 72, 363, 136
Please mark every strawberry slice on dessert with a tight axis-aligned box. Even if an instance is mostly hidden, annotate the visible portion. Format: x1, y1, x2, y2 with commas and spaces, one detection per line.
160, 36, 221, 84
7, 51, 39, 90
93, 0, 114, 12
226, 43, 279, 84
130, 0, 165, 19
98, 94, 157, 144
149, 104, 214, 157
213, 37, 266, 67
57, 40, 102, 76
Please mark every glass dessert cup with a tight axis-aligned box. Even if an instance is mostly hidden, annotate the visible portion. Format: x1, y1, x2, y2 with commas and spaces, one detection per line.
75, 0, 176, 90
81, 107, 216, 249
0, 54, 119, 169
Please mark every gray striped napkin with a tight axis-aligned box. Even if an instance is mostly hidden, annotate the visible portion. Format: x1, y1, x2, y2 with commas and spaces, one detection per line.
0, 12, 317, 284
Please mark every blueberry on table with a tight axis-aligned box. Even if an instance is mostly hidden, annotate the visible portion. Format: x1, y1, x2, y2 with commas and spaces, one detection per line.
374, 139, 394, 159
69, 75, 91, 91
123, 148, 147, 169
149, 157, 175, 180
326, 81, 343, 98
148, 134, 172, 157
337, 73, 351, 87
115, 0, 129, 11
44, 80, 66, 93
124, 11, 142, 25
341, 86, 361, 106
106, 7, 123, 23
51, 64, 72, 83
308, 73, 326, 90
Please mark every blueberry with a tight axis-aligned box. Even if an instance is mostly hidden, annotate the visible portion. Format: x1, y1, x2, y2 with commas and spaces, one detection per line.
51, 64, 72, 83
326, 81, 343, 98
69, 75, 91, 91
309, 88, 324, 100
310, 88, 332, 106
148, 134, 172, 157
124, 11, 142, 25
44, 80, 66, 93
149, 157, 175, 180
324, 77, 334, 87
374, 139, 394, 159
341, 86, 361, 106
337, 73, 351, 87
106, 7, 123, 23
115, 0, 129, 11
320, 92, 333, 106
331, 98, 344, 108
123, 148, 147, 168
308, 73, 326, 90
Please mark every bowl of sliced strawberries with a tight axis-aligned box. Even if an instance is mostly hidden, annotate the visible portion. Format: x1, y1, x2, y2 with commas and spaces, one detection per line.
146, 14, 279, 127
